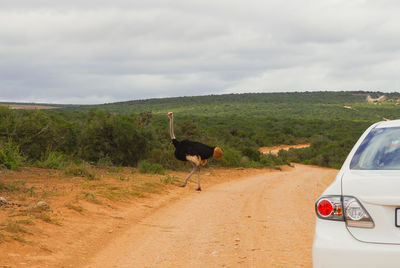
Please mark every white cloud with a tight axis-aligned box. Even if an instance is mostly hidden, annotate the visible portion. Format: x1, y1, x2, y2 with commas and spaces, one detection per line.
0, 0, 400, 104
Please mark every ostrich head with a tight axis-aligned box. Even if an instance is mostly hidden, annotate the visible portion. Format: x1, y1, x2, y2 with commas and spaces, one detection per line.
167, 112, 173, 118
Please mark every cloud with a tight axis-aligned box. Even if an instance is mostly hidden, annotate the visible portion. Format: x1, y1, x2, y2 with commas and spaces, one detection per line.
0, 0, 399, 104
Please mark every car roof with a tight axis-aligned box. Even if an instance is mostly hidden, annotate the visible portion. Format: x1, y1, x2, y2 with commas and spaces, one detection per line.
375, 119, 400, 128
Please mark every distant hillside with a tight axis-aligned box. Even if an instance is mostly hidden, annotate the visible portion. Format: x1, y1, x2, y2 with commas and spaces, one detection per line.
60, 91, 400, 121
0, 102, 67, 110
2, 91, 400, 170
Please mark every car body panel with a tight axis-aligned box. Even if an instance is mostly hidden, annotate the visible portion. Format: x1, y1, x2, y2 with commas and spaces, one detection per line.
342, 171, 400, 244
313, 120, 400, 267
313, 218, 400, 268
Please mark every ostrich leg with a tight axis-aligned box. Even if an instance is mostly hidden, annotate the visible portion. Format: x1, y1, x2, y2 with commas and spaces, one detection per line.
196, 167, 201, 191
180, 163, 197, 187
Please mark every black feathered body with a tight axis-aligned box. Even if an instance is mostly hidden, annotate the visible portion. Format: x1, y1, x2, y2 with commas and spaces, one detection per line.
172, 139, 215, 162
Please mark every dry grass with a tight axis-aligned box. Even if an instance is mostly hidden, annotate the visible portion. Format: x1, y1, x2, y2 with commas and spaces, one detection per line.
65, 203, 85, 213
0, 166, 186, 247
0, 221, 33, 244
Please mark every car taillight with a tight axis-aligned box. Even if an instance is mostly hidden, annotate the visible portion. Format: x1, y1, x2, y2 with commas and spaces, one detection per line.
317, 199, 333, 217
343, 196, 374, 228
315, 196, 374, 228
315, 196, 343, 220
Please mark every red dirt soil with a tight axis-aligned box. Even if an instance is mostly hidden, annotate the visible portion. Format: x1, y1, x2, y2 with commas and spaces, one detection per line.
259, 144, 311, 155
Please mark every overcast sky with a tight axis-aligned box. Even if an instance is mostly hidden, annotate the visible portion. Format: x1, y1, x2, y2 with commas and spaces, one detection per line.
0, 0, 399, 104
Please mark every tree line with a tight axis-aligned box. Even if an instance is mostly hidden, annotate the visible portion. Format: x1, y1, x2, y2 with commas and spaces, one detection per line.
0, 102, 375, 171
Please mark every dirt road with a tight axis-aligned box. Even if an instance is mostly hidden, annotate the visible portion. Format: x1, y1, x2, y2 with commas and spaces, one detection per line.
82, 165, 337, 268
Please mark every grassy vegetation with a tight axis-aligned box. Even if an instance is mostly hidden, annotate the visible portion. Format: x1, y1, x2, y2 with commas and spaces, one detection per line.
138, 160, 165, 175
1, 91, 400, 171
64, 163, 98, 180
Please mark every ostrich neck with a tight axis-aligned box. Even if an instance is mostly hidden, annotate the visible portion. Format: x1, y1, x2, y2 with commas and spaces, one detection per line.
170, 116, 176, 140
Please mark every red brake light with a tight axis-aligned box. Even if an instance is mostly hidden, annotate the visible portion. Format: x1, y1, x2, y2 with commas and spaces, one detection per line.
317, 199, 333, 217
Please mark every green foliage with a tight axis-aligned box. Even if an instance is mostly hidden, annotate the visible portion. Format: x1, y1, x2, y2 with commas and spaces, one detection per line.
2, 91, 398, 170
221, 148, 242, 167
260, 154, 289, 168
0, 180, 36, 196
107, 166, 124, 173
78, 110, 152, 166
149, 148, 186, 170
35, 151, 71, 170
0, 140, 25, 170
64, 163, 97, 180
160, 175, 179, 185
138, 160, 165, 175
97, 157, 114, 168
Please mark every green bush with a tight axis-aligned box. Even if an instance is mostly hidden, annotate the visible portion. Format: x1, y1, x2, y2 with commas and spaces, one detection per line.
260, 153, 288, 168
221, 148, 242, 167
241, 147, 261, 161
97, 157, 114, 167
107, 166, 124, 173
0, 140, 25, 170
78, 111, 152, 166
138, 160, 165, 175
149, 148, 186, 170
35, 151, 71, 169
64, 162, 97, 180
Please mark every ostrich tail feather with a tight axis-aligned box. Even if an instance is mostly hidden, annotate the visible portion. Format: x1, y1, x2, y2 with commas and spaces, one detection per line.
213, 147, 223, 159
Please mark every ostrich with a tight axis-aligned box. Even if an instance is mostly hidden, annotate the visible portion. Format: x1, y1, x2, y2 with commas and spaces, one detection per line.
168, 112, 223, 191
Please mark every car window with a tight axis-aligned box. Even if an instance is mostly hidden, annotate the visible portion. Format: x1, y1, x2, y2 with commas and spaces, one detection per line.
350, 127, 400, 170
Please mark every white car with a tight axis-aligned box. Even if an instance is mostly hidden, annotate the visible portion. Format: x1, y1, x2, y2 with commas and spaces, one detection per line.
313, 120, 400, 268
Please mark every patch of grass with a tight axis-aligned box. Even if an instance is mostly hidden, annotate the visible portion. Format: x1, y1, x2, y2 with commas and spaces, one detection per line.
96, 157, 113, 168
138, 160, 165, 175
10, 234, 29, 243
160, 175, 180, 185
16, 219, 35, 225
65, 203, 84, 213
64, 163, 98, 180
97, 185, 145, 200
0, 221, 33, 245
8, 210, 29, 217
4, 180, 26, 192
34, 213, 61, 225
82, 191, 102, 204
117, 176, 129, 182
4, 222, 30, 234
134, 182, 162, 194
107, 166, 124, 173
35, 151, 71, 170
39, 244, 53, 253
41, 190, 65, 199
0, 180, 37, 197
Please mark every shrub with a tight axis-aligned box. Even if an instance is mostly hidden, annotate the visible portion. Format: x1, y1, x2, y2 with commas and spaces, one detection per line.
64, 162, 97, 180
221, 148, 241, 167
0, 140, 25, 170
160, 175, 179, 185
97, 157, 114, 167
35, 151, 71, 169
78, 111, 152, 166
107, 166, 124, 173
149, 148, 186, 170
241, 147, 261, 161
260, 153, 289, 168
138, 160, 165, 175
